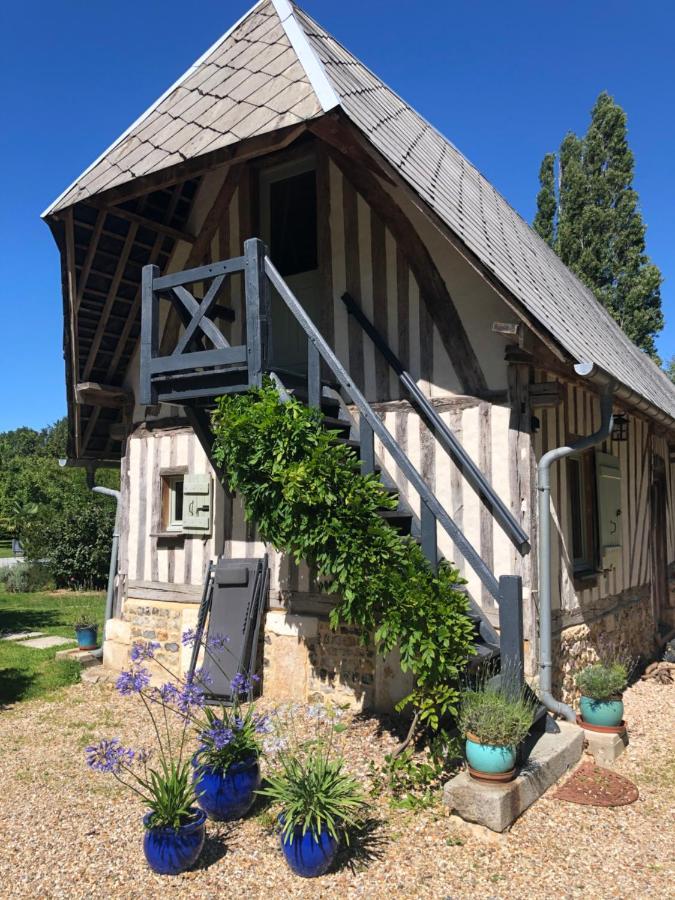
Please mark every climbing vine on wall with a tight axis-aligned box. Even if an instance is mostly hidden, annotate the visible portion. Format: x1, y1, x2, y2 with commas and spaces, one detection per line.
211, 384, 475, 729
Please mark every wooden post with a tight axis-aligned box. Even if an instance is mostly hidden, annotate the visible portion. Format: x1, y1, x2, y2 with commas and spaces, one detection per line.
421, 500, 437, 572
498, 574, 524, 692
140, 264, 159, 405
244, 238, 269, 388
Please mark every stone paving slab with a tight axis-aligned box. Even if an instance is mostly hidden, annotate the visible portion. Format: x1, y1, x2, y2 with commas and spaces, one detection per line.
0, 632, 45, 641
21, 636, 77, 650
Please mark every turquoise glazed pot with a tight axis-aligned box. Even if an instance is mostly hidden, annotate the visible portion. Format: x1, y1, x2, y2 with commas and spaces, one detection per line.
75, 625, 98, 650
465, 734, 516, 775
579, 696, 624, 727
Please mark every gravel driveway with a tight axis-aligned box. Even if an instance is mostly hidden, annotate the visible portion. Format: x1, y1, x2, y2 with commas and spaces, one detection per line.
0, 676, 672, 899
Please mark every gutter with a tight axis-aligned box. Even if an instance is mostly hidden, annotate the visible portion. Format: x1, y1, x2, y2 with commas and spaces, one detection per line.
537, 363, 615, 721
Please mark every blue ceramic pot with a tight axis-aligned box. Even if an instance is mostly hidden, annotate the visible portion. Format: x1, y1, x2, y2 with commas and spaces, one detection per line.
579, 696, 624, 727
75, 625, 98, 650
279, 819, 339, 878
192, 756, 261, 821
142, 807, 206, 875
465, 734, 516, 774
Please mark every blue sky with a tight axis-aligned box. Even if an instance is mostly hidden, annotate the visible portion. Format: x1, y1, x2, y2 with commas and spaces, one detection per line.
1, 0, 673, 431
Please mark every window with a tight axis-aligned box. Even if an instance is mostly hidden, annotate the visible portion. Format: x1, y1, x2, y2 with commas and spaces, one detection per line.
567, 451, 598, 575
163, 474, 185, 532
269, 169, 318, 276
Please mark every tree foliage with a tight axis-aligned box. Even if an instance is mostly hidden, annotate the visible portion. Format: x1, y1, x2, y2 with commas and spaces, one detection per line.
211, 385, 475, 729
533, 92, 664, 359
0, 418, 118, 588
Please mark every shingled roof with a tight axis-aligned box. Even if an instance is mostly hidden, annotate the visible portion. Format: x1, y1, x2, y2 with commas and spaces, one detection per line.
45, 0, 675, 424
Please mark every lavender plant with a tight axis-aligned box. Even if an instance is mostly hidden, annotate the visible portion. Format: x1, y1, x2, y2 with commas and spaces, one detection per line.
258, 703, 366, 844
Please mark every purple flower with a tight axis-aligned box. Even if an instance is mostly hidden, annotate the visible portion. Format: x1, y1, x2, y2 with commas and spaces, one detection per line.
253, 713, 272, 734
116, 666, 151, 696
230, 672, 259, 696
200, 720, 234, 750
130, 641, 160, 662
150, 682, 180, 705
193, 667, 213, 687
177, 680, 205, 714
207, 633, 230, 649
181, 628, 199, 647
85, 738, 135, 774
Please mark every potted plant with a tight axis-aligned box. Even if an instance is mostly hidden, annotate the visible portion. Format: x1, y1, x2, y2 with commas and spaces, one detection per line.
459, 683, 536, 782
258, 704, 366, 878
74, 617, 98, 650
85, 645, 208, 875
575, 660, 629, 729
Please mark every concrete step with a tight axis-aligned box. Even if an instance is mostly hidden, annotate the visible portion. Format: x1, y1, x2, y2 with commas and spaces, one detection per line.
443, 721, 584, 832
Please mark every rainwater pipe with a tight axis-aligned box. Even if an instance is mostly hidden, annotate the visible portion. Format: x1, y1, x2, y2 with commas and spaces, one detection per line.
537, 362, 615, 721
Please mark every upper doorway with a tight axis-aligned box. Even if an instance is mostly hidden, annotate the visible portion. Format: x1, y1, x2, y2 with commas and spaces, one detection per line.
259, 155, 322, 374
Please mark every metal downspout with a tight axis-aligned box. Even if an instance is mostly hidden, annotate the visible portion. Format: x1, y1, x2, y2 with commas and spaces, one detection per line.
537, 363, 615, 721
87, 475, 121, 660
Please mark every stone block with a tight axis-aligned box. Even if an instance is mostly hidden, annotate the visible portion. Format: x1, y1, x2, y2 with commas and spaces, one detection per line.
443, 722, 584, 832
263, 630, 309, 702
265, 610, 318, 639
584, 729, 629, 765
105, 618, 130, 644
103, 639, 130, 672
55, 647, 101, 669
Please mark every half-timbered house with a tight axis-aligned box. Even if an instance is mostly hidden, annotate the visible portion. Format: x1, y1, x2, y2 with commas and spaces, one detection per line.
44, 0, 675, 711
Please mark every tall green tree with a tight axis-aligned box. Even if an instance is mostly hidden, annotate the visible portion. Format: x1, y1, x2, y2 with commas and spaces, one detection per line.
533, 92, 664, 359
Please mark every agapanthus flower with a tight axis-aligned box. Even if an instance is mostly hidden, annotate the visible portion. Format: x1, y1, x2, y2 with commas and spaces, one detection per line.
233, 716, 244, 730
181, 628, 200, 647
150, 682, 180, 705
116, 666, 151, 696
193, 667, 213, 687
262, 736, 288, 756
85, 738, 135, 774
200, 720, 234, 751
177, 680, 206, 714
230, 672, 259, 696
252, 713, 272, 734
207, 633, 230, 649
130, 641, 160, 662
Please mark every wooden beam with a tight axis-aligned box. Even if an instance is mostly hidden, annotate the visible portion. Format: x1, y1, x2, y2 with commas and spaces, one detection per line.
311, 112, 567, 365
75, 209, 106, 312
312, 125, 488, 396
76, 382, 133, 408
102, 206, 196, 244
64, 208, 81, 456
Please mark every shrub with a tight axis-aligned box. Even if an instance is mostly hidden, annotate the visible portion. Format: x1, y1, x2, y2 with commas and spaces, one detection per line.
459, 684, 537, 746
575, 662, 628, 700
210, 384, 476, 729
22, 499, 114, 589
0, 561, 54, 593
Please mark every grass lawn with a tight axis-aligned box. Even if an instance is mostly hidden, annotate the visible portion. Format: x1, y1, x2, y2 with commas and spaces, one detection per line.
0, 546, 13, 558
0, 590, 105, 705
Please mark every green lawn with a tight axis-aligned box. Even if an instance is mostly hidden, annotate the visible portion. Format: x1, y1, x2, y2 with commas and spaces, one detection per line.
0, 590, 105, 705
0, 545, 13, 558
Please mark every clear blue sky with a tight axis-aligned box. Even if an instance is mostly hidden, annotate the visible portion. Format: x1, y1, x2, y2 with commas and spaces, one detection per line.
1, 1, 673, 431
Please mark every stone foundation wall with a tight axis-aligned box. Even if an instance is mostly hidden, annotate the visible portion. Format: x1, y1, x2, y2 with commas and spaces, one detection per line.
553, 591, 656, 704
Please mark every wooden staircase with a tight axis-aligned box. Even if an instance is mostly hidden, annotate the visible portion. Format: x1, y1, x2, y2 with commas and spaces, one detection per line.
140, 238, 532, 683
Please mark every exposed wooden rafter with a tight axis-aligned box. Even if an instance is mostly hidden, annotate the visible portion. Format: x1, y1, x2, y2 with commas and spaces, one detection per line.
101, 206, 196, 244
76, 382, 133, 408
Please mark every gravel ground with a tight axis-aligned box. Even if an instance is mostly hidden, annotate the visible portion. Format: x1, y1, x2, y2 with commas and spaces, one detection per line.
0, 676, 672, 899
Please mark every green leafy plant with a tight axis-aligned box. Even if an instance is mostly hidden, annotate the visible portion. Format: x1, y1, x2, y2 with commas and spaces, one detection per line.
575, 662, 628, 700
258, 703, 366, 843
74, 616, 97, 630
369, 730, 462, 810
0, 561, 54, 593
145, 759, 195, 830
211, 385, 475, 730
459, 684, 536, 747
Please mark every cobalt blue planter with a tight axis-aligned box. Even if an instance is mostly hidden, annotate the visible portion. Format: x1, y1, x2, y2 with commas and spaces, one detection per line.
579, 696, 624, 728
465, 734, 516, 776
75, 625, 98, 650
142, 807, 206, 875
279, 819, 340, 878
192, 756, 261, 821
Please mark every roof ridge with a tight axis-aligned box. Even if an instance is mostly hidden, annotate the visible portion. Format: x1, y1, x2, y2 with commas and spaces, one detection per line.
270, 0, 339, 112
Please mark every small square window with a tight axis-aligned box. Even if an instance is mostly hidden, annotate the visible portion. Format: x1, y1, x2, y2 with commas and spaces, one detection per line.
162, 474, 185, 532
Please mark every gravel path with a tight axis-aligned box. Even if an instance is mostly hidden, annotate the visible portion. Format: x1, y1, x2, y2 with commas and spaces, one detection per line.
0, 677, 672, 899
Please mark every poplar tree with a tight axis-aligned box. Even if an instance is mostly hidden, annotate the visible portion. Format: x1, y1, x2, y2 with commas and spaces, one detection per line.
533, 93, 663, 359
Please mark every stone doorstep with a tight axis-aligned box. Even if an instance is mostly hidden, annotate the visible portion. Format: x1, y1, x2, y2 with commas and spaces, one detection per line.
54, 647, 102, 669
443, 722, 585, 833
583, 728, 629, 765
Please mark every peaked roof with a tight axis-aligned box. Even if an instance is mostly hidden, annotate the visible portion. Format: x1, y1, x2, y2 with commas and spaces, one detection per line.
46, 0, 675, 424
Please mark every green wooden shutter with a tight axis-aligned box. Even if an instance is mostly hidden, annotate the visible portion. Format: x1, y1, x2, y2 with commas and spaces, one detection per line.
183, 473, 212, 534
595, 451, 622, 561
